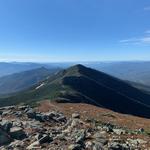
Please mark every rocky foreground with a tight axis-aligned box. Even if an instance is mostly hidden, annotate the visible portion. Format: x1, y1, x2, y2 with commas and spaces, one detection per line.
0, 104, 150, 150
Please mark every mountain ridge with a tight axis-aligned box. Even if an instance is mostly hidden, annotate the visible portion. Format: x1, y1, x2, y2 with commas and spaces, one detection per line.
0, 64, 150, 118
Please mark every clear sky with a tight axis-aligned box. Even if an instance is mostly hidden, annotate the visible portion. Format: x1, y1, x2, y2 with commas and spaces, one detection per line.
0, 0, 150, 62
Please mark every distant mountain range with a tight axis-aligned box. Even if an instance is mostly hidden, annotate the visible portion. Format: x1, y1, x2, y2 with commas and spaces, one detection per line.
2, 61, 150, 87
0, 62, 61, 77
0, 64, 150, 118
88, 61, 150, 86
0, 67, 60, 95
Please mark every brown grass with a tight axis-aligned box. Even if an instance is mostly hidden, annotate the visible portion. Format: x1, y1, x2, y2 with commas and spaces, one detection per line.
38, 100, 150, 131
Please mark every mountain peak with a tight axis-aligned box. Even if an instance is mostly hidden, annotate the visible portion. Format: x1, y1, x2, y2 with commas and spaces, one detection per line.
63, 64, 90, 77
70, 64, 87, 70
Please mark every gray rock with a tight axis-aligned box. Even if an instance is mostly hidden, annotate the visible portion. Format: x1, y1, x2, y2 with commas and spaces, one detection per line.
68, 144, 81, 150
26, 109, 36, 119
2, 110, 12, 116
1, 120, 13, 132
93, 131, 108, 146
12, 120, 23, 127
18, 105, 28, 110
35, 133, 43, 140
76, 131, 86, 145
138, 128, 144, 133
1, 106, 15, 110
26, 141, 40, 149
35, 113, 46, 122
0, 110, 3, 115
27, 134, 53, 149
113, 129, 126, 135
38, 134, 53, 144
127, 138, 147, 145
0, 128, 12, 146
109, 142, 130, 150
103, 126, 113, 133
94, 138, 108, 146
10, 127, 26, 140
56, 115, 67, 122
7, 140, 25, 149
93, 132, 104, 139
85, 141, 93, 149
41, 111, 67, 123
93, 142, 104, 150
14, 111, 22, 117
72, 113, 80, 119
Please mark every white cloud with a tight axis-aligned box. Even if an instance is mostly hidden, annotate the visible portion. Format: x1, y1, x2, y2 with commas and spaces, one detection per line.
120, 30, 150, 45
141, 36, 150, 43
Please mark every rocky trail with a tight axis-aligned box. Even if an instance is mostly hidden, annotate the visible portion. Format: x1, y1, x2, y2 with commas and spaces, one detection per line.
0, 102, 150, 150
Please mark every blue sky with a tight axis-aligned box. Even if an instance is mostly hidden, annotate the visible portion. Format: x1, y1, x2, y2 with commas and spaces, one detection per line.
0, 0, 150, 62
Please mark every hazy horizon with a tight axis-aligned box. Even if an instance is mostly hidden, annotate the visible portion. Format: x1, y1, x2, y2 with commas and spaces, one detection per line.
1, 60, 150, 64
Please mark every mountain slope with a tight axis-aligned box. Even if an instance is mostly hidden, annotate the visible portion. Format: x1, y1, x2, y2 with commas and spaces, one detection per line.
126, 80, 150, 94
0, 64, 150, 118
0, 67, 60, 95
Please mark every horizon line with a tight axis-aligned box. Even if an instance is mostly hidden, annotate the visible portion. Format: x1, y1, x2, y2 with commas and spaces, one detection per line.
0, 60, 150, 63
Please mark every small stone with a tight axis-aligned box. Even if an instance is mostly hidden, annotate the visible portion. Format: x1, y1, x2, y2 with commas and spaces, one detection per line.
18, 105, 28, 110
138, 128, 144, 133
27, 141, 40, 149
93, 142, 104, 150
85, 141, 93, 149
68, 144, 81, 150
72, 113, 80, 119
108, 142, 129, 150
113, 129, 126, 135
103, 126, 113, 132
38, 134, 53, 144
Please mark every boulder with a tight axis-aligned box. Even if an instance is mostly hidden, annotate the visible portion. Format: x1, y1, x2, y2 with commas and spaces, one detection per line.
26, 109, 36, 119
0, 120, 13, 132
27, 134, 53, 149
10, 127, 26, 140
2, 110, 12, 116
0, 128, 12, 146
38, 134, 53, 144
35, 114, 46, 122
93, 142, 104, 150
